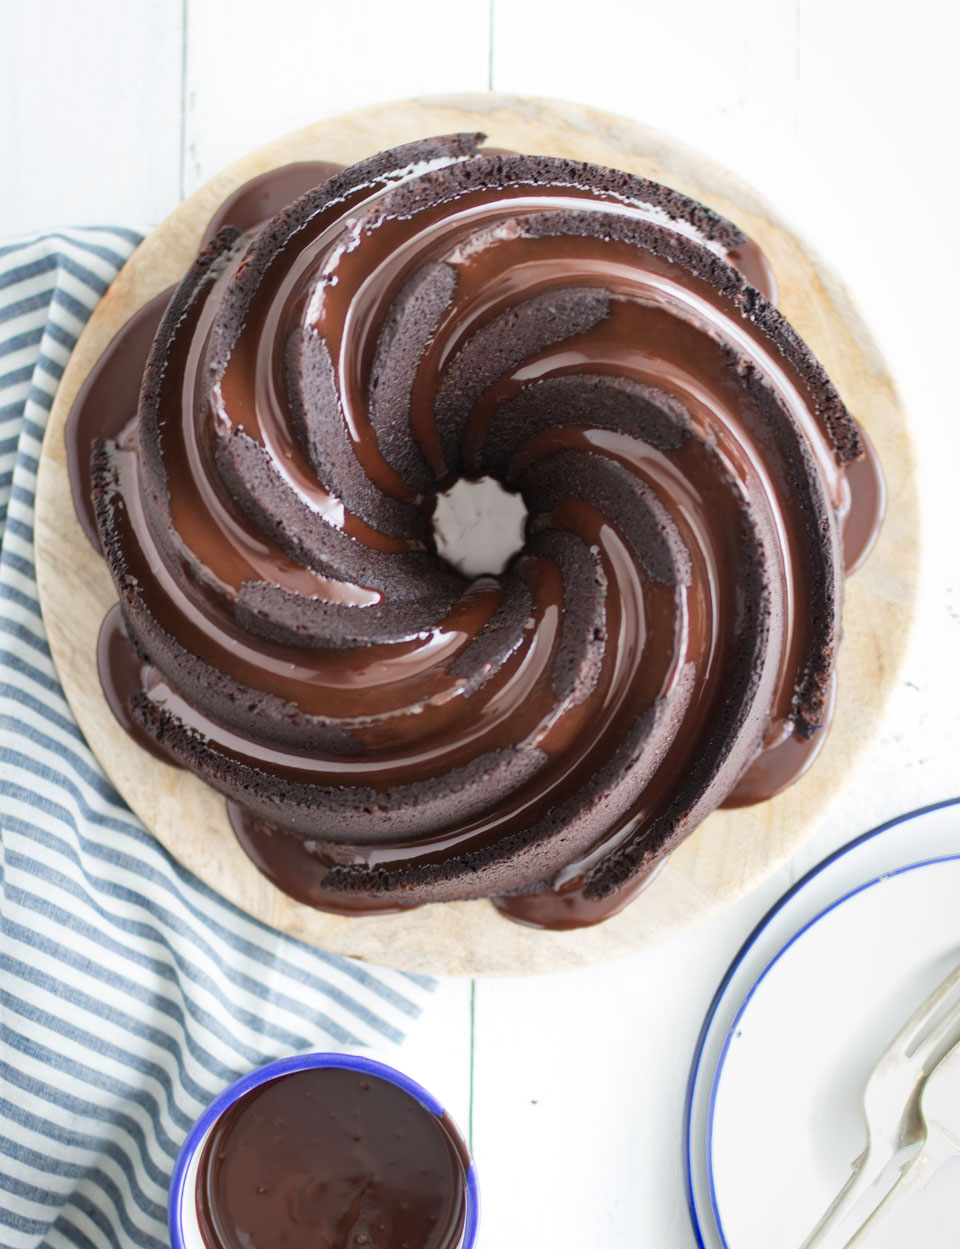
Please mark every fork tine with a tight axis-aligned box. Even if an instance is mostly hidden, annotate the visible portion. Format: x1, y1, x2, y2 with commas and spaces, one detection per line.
900, 961, 960, 1062
883, 954, 958, 1064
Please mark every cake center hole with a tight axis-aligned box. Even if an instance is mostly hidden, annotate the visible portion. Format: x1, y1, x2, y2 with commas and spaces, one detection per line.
432, 476, 527, 578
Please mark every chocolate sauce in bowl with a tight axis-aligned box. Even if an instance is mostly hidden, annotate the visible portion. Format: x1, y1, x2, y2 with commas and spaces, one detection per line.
194, 1067, 469, 1249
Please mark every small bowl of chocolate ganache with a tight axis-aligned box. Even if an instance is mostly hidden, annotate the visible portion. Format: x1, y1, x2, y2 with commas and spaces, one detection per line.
169, 1052, 478, 1249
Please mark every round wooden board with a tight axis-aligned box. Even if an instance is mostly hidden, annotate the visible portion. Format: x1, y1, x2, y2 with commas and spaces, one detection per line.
35, 93, 918, 976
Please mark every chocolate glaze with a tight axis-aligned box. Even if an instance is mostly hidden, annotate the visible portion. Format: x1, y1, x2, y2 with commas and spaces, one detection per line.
725, 240, 777, 303
70, 138, 885, 930
201, 161, 343, 249
65, 161, 343, 548
227, 801, 421, 916
195, 1067, 468, 1249
96, 604, 177, 765
67, 290, 171, 547
839, 428, 886, 574
492, 858, 665, 930
721, 676, 837, 808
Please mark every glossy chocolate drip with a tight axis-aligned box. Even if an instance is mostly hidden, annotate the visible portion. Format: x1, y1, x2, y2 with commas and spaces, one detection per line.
70, 141, 886, 929
227, 802, 420, 915
839, 428, 885, 574
195, 1067, 468, 1249
97, 604, 178, 765
67, 290, 171, 547
202, 161, 343, 248
66, 161, 343, 549
725, 239, 777, 303
492, 859, 665, 929
722, 676, 836, 807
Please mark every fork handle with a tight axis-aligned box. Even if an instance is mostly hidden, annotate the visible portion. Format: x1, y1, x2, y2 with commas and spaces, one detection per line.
841, 1127, 960, 1248
797, 1149, 874, 1249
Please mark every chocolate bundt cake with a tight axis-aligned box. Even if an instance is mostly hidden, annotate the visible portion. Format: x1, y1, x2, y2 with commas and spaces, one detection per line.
72, 134, 883, 928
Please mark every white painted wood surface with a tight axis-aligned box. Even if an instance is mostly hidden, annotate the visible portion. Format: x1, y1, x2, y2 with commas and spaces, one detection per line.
4, 1, 960, 1245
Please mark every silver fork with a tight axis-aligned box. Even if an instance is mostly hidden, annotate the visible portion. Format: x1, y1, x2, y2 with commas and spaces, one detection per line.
798, 956, 960, 1249
843, 1030, 960, 1245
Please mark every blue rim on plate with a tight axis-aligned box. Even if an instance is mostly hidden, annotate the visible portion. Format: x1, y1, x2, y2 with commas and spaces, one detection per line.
168, 1050, 481, 1249
683, 796, 960, 1249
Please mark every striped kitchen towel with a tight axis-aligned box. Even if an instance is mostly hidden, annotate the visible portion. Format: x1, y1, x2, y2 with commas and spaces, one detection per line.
0, 232, 435, 1249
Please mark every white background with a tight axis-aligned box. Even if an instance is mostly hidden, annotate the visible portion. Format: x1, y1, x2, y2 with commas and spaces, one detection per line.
3, 1, 959, 1244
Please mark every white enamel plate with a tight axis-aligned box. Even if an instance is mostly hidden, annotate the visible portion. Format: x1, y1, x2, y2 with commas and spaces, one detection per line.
685, 800, 960, 1249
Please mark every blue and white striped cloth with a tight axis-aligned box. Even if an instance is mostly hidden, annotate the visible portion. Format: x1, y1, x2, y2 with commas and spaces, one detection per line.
0, 232, 435, 1249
